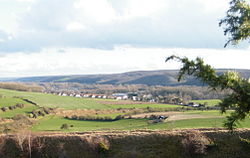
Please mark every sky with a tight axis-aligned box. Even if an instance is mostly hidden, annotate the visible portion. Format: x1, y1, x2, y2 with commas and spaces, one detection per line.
0, 0, 249, 77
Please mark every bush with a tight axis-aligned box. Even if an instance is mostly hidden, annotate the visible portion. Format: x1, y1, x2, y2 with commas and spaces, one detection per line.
114, 115, 124, 120
71, 115, 78, 120
1, 107, 7, 112
33, 113, 38, 118
37, 110, 45, 116
31, 107, 54, 117
240, 137, 250, 148
42, 107, 51, 114
60, 123, 69, 129
149, 115, 158, 120
98, 142, 110, 153
67, 115, 122, 121
9, 106, 16, 110
12, 114, 28, 121
28, 113, 34, 118
15, 103, 24, 108
182, 131, 212, 156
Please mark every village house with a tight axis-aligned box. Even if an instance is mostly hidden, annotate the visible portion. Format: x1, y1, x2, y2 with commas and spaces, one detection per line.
83, 94, 90, 98
112, 93, 128, 100
74, 94, 81, 98
187, 102, 200, 107
102, 95, 107, 99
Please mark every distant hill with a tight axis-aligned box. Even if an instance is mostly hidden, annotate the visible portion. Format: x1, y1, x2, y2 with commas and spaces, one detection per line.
4, 69, 250, 86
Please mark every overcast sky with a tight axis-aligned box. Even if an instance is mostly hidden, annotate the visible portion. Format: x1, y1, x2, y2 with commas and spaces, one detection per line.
0, 0, 249, 77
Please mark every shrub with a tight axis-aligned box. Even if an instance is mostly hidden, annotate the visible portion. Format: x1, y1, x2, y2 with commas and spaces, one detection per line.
33, 113, 38, 118
3, 127, 11, 134
103, 116, 112, 121
60, 123, 69, 130
42, 107, 51, 114
12, 114, 28, 121
31, 108, 53, 117
71, 115, 78, 120
149, 115, 158, 120
15, 103, 24, 108
68, 115, 121, 121
37, 110, 45, 116
1, 107, 7, 112
182, 131, 212, 156
98, 142, 110, 153
28, 113, 34, 118
114, 115, 124, 120
9, 106, 16, 110
240, 136, 250, 149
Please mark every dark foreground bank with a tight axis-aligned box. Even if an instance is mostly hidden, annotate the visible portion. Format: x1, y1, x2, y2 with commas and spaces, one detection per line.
0, 129, 250, 158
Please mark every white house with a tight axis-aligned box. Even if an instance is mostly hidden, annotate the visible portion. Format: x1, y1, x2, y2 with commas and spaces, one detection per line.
83, 94, 90, 98
75, 94, 81, 98
188, 102, 200, 107
112, 93, 128, 100
102, 95, 107, 99
61, 93, 67, 96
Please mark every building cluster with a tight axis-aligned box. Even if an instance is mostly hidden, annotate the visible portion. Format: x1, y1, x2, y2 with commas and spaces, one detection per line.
46, 91, 205, 107
47, 91, 156, 102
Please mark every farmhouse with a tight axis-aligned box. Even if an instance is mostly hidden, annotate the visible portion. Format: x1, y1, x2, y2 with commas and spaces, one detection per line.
83, 94, 90, 98
61, 93, 68, 96
187, 102, 200, 107
112, 93, 128, 100
74, 94, 81, 98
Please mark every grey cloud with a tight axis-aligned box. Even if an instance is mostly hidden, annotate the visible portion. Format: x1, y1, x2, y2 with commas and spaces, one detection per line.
0, 0, 247, 53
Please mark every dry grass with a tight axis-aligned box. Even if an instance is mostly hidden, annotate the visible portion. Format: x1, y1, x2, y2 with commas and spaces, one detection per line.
0, 118, 14, 124
8, 128, 248, 138
129, 111, 223, 121
130, 111, 182, 118
55, 109, 129, 117
167, 114, 222, 121
0, 129, 250, 158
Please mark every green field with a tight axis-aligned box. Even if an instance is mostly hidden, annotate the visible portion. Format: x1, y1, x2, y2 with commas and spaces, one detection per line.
31, 110, 250, 132
0, 88, 249, 132
191, 99, 221, 107
31, 114, 250, 132
0, 89, 181, 110
0, 96, 38, 118
0, 105, 38, 118
31, 116, 149, 132
0, 97, 31, 108
147, 117, 250, 129
184, 110, 227, 116
0, 89, 106, 109
107, 104, 180, 109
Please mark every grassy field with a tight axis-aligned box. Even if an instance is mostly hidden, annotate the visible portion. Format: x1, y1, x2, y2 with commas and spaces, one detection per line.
31, 116, 149, 132
0, 88, 249, 132
0, 105, 38, 118
191, 99, 221, 107
106, 104, 180, 109
0, 89, 106, 109
0, 89, 181, 110
147, 117, 250, 129
0, 97, 31, 108
0, 96, 38, 118
31, 115, 250, 132
184, 110, 227, 116
31, 110, 250, 132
